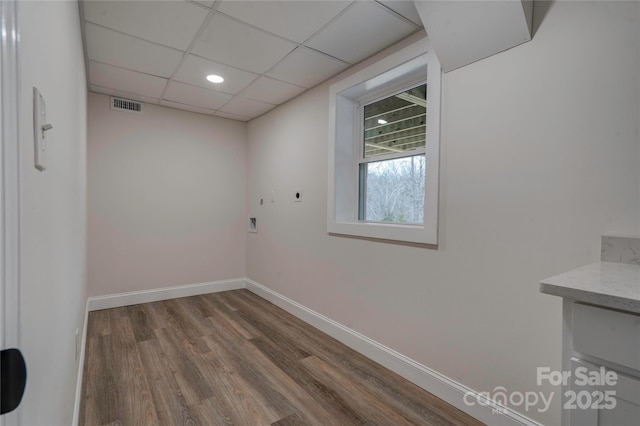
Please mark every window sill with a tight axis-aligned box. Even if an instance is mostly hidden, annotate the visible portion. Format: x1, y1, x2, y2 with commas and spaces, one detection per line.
328, 221, 437, 246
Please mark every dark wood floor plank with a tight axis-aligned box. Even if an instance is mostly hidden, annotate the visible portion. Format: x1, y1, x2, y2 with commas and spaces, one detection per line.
236, 308, 311, 359
212, 291, 241, 311
83, 335, 118, 424
190, 350, 282, 425
271, 413, 308, 426
204, 314, 369, 425
81, 289, 484, 426
346, 356, 474, 425
195, 293, 262, 341
140, 300, 171, 330
108, 312, 160, 425
137, 338, 197, 426
109, 306, 129, 319
225, 290, 483, 425
188, 397, 235, 426
154, 326, 214, 405
204, 308, 349, 425
300, 355, 416, 425
82, 331, 160, 425
182, 294, 215, 320
125, 304, 157, 342
119, 373, 161, 425
249, 336, 365, 425
86, 309, 112, 338
185, 310, 277, 425
231, 289, 481, 425
217, 305, 263, 340
109, 316, 146, 383
222, 292, 312, 361
160, 298, 212, 342
203, 312, 298, 423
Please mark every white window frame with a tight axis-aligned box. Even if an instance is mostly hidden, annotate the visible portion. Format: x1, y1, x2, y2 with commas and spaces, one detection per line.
357, 80, 427, 223
327, 38, 441, 245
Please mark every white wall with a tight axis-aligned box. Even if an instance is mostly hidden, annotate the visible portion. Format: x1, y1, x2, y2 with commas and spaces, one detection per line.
87, 93, 247, 296
246, 2, 640, 424
18, 1, 87, 424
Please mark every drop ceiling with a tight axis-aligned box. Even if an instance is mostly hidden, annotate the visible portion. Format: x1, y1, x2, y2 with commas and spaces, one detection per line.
80, 0, 423, 121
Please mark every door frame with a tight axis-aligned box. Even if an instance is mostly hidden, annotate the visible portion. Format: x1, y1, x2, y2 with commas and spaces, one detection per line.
1, 0, 22, 424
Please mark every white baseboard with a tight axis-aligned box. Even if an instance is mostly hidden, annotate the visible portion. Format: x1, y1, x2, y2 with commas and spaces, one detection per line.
245, 278, 541, 426
87, 278, 246, 311
72, 299, 89, 426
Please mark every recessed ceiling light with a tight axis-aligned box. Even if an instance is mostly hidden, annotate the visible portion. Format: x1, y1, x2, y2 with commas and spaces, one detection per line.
206, 74, 224, 84
377, 119, 387, 125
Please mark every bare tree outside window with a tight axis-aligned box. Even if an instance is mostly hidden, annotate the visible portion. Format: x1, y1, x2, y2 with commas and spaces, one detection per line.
361, 156, 425, 223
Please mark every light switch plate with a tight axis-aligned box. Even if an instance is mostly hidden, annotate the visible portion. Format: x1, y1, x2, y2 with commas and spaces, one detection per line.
33, 87, 48, 171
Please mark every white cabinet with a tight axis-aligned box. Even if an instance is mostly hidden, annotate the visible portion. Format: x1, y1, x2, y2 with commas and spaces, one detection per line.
572, 303, 640, 372
540, 260, 640, 425
563, 301, 640, 426
567, 358, 640, 426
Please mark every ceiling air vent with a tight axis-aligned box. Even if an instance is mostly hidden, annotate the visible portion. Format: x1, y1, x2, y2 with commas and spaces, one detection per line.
110, 97, 143, 114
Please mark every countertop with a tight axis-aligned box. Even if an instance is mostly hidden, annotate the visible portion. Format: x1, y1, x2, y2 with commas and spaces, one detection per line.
540, 261, 640, 314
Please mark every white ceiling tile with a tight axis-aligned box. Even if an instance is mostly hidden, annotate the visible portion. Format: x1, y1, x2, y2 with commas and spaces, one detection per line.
89, 61, 168, 99
240, 76, 305, 105
164, 81, 232, 110
377, 1, 423, 26
306, 1, 417, 64
83, 0, 208, 50
85, 23, 183, 78
217, 1, 351, 43
90, 85, 160, 104
214, 111, 251, 122
218, 97, 276, 118
174, 55, 258, 94
159, 100, 217, 116
266, 47, 349, 88
81, 0, 422, 116
192, 13, 297, 74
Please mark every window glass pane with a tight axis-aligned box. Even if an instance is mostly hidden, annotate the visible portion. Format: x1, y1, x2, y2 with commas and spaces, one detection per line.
363, 84, 426, 159
360, 155, 425, 224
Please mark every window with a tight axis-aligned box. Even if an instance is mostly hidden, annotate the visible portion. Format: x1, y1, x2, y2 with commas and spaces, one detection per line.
328, 38, 441, 245
359, 83, 426, 224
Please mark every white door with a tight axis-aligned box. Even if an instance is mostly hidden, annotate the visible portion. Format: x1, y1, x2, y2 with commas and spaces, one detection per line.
1, 0, 23, 424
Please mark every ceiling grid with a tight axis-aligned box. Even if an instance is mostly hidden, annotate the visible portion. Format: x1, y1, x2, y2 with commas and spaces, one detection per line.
80, 0, 423, 121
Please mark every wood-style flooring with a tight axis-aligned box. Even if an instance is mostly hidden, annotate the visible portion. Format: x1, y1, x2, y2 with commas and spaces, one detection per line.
79, 289, 483, 425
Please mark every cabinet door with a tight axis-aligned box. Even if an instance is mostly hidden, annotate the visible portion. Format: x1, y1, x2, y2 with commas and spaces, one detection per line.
572, 303, 640, 372
569, 359, 640, 426
568, 359, 597, 426
598, 371, 640, 425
